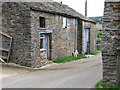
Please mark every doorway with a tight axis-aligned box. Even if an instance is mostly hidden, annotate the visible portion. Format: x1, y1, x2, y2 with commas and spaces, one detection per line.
83, 28, 90, 54
39, 29, 52, 60
40, 34, 50, 59
44, 34, 50, 59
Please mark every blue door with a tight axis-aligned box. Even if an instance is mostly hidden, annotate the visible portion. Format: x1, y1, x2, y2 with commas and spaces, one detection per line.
38, 30, 52, 60
83, 28, 89, 54
44, 34, 50, 59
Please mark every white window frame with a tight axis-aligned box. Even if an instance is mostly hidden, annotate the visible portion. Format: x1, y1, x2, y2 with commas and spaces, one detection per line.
73, 18, 77, 26
40, 34, 45, 50
62, 17, 67, 28
39, 17, 46, 28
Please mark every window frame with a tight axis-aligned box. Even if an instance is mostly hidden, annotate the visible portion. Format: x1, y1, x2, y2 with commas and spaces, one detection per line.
40, 34, 45, 50
73, 18, 77, 26
62, 17, 67, 28
39, 17, 46, 28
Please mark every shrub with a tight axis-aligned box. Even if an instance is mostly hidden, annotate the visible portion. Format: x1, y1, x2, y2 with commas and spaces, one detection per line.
96, 80, 120, 90
97, 32, 102, 44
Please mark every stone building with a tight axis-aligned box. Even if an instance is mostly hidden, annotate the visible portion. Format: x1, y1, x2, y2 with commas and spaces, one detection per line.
1, 2, 97, 67
103, 0, 120, 85
90, 16, 103, 50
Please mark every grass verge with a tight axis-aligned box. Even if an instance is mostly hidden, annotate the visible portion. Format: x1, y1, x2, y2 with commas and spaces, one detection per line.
53, 54, 87, 63
90, 50, 102, 55
96, 80, 120, 89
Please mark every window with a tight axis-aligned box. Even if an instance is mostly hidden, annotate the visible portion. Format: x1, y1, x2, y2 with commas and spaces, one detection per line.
62, 17, 67, 28
40, 34, 45, 49
73, 19, 77, 26
39, 17, 45, 28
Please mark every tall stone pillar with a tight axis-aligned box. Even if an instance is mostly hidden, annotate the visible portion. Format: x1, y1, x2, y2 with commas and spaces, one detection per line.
0, 2, 3, 89
0, 2, 2, 32
103, 0, 120, 85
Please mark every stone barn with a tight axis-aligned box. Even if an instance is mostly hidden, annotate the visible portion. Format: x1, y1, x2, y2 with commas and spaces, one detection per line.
103, 0, 120, 86
0, 2, 97, 67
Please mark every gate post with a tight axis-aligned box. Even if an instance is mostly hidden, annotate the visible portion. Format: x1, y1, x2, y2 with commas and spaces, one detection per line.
102, 0, 120, 86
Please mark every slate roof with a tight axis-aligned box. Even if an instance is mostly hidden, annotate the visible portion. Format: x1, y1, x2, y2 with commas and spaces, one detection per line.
20, 2, 95, 23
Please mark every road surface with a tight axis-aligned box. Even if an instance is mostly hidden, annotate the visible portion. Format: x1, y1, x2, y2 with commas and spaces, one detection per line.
2, 54, 103, 88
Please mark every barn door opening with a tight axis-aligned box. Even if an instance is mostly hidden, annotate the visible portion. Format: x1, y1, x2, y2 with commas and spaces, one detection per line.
83, 28, 90, 54
39, 30, 52, 60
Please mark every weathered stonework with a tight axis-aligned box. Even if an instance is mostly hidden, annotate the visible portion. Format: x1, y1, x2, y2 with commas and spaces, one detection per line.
1, 2, 97, 68
2, 2, 33, 67
31, 10, 77, 60
0, 2, 3, 55
83, 21, 97, 53
103, 0, 120, 85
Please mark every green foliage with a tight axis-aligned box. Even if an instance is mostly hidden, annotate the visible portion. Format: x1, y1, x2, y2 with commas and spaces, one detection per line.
97, 38, 102, 44
53, 54, 87, 63
90, 50, 101, 55
97, 32, 102, 39
96, 80, 120, 90
97, 32, 102, 44
96, 80, 103, 88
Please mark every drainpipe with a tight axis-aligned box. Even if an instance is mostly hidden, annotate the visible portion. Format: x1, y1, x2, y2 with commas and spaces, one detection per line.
74, 19, 77, 52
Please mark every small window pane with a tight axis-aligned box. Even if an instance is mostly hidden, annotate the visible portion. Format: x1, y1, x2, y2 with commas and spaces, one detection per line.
39, 17, 45, 28
63, 17, 67, 28
73, 19, 77, 25
40, 39, 44, 49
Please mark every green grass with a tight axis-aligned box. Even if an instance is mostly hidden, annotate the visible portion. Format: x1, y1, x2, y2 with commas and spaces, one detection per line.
96, 80, 103, 88
96, 80, 120, 90
90, 50, 102, 55
53, 54, 87, 63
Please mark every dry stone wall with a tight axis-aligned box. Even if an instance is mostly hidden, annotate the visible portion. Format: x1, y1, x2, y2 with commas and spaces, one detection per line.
103, 0, 120, 85
0, 2, 3, 58
2, 2, 33, 67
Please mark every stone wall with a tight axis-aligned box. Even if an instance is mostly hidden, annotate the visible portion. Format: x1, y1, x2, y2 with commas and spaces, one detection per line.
0, 3, 3, 89
89, 22, 97, 52
1, 2, 79, 67
30, 10, 77, 61
82, 21, 97, 54
103, 0, 120, 85
77, 19, 83, 54
1, 2, 97, 68
2, 2, 33, 67
0, 2, 3, 57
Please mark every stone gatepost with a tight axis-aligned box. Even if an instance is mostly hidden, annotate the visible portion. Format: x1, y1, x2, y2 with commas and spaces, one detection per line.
103, 0, 120, 86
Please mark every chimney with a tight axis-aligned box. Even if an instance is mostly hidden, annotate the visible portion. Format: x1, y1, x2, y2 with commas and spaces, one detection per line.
85, 0, 87, 17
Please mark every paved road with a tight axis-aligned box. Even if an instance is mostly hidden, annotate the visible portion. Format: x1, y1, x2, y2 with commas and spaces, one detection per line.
2, 54, 103, 88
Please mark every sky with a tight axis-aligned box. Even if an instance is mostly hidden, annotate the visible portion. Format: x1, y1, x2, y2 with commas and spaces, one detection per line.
53, 0, 105, 17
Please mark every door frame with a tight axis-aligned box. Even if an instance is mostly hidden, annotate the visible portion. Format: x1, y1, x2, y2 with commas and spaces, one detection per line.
38, 30, 52, 60
83, 28, 90, 54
